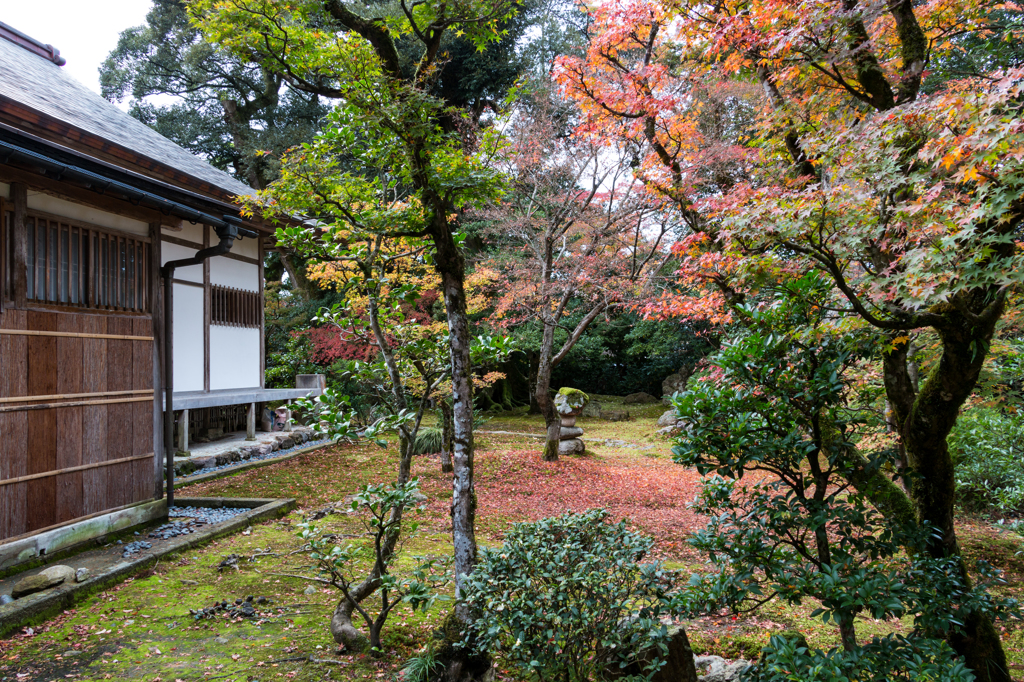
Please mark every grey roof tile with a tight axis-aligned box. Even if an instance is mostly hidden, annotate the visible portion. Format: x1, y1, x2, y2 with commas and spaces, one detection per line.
0, 35, 254, 199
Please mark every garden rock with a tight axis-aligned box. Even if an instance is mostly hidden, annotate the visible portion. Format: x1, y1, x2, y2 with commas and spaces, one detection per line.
558, 439, 586, 455
75, 568, 90, 583
606, 625, 698, 682
12, 566, 72, 598
657, 409, 681, 428
623, 392, 658, 404
0, 594, 13, 605
582, 401, 603, 418
694, 655, 751, 682
39, 564, 77, 584
602, 409, 630, 422
662, 369, 690, 403
560, 426, 584, 439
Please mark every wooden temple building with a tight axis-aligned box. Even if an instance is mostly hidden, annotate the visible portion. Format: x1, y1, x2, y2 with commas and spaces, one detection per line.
0, 21, 315, 564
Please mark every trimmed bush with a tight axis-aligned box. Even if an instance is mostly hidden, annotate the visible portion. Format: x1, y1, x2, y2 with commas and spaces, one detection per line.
461, 509, 684, 682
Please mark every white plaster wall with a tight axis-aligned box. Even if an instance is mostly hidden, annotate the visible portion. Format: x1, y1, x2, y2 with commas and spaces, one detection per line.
210, 257, 259, 292
161, 242, 204, 283
175, 222, 206, 244
0, 182, 8, 199
232, 234, 260, 260
210, 325, 261, 390
26, 191, 150, 236
172, 283, 205, 392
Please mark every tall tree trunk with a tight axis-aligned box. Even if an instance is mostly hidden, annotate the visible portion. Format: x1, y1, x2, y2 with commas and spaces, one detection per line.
278, 248, 310, 298
528, 350, 541, 415
439, 400, 454, 474
883, 298, 1010, 682
534, 320, 560, 461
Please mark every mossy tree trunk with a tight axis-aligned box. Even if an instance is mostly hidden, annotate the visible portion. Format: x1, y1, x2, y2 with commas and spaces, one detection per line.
535, 320, 560, 462
880, 295, 1010, 682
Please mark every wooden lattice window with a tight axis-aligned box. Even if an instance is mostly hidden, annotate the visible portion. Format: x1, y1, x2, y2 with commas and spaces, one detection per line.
211, 284, 260, 328
25, 211, 150, 313
1, 199, 10, 309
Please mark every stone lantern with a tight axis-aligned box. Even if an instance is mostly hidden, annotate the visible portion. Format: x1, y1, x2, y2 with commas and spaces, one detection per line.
554, 387, 589, 455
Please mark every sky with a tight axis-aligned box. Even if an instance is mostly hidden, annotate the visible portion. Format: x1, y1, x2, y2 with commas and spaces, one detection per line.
3, 0, 154, 96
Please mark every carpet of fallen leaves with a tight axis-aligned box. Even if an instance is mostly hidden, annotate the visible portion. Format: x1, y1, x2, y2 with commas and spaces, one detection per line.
415, 445, 708, 560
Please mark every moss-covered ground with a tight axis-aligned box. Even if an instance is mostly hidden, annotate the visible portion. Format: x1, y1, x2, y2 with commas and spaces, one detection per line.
3, 397, 1024, 680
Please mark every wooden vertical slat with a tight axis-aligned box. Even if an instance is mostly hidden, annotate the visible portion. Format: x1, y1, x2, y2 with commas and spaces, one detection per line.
0, 309, 28, 538
132, 316, 154, 503
26, 311, 58, 532
0, 197, 6, 312
56, 315, 84, 522
106, 316, 134, 507
259, 239, 265, 387
11, 184, 27, 309
149, 224, 163, 500
81, 314, 108, 514
203, 225, 210, 392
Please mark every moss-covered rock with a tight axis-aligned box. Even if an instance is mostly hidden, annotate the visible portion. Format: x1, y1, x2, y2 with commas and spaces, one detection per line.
554, 388, 590, 415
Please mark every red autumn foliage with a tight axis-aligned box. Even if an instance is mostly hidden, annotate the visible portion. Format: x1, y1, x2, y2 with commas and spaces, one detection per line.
302, 290, 441, 365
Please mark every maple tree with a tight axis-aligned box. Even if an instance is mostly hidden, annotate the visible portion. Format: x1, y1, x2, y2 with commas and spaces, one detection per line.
557, 0, 1024, 677
480, 88, 673, 460
191, 1, 518, 669
674, 274, 1020, 680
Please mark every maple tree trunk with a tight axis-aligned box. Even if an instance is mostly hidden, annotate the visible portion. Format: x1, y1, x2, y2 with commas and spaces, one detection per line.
883, 299, 1010, 682
439, 400, 454, 474
535, 320, 560, 461
528, 351, 541, 415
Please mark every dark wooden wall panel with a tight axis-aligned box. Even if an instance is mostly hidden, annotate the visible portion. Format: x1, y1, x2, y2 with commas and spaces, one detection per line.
106, 316, 133, 508
25, 312, 58, 532
0, 414, 28, 538
0, 305, 155, 541
80, 315, 108, 516
56, 315, 84, 523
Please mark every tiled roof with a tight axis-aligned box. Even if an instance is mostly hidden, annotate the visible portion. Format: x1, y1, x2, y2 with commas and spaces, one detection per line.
0, 31, 254, 199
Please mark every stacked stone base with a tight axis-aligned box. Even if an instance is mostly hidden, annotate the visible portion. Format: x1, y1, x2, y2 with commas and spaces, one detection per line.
559, 420, 585, 455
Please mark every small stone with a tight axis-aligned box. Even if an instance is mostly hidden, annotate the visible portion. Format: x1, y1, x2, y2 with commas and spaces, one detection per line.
623, 392, 658, 404
559, 426, 584, 439
215, 636, 230, 644
124, 619, 134, 626
558, 438, 586, 456
0, 594, 13, 605
303, 585, 317, 595
75, 568, 90, 583
62, 650, 80, 657
657, 409, 681, 428
38, 565, 76, 584
180, 579, 198, 586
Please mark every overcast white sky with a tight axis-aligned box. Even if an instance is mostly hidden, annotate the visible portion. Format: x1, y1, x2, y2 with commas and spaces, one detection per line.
3, 1, 154, 95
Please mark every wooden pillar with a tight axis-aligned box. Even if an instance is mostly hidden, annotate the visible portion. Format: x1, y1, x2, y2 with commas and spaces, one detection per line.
11, 183, 27, 308
177, 409, 189, 455
150, 222, 164, 499
246, 402, 256, 441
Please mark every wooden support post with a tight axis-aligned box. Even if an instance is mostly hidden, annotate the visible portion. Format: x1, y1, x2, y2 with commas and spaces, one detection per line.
177, 409, 189, 455
246, 402, 256, 441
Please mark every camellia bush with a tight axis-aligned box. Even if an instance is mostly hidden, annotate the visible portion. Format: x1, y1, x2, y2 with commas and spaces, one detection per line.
461, 509, 681, 682
671, 276, 1020, 681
